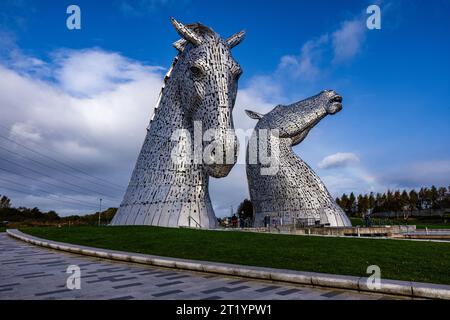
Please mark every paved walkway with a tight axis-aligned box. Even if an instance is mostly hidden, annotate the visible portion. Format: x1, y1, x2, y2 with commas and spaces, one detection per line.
0, 234, 401, 300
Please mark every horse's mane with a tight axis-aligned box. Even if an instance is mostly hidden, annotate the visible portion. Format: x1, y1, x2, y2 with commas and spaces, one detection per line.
186, 23, 215, 36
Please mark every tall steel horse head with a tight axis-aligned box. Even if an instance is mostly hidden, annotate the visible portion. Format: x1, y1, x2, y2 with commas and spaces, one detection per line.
111, 18, 245, 228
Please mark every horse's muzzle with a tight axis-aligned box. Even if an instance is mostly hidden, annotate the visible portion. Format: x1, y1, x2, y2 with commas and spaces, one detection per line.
204, 137, 238, 178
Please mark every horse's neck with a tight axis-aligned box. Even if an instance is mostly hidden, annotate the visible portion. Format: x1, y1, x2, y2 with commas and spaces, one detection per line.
248, 136, 313, 177
247, 136, 330, 201
278, 138, 329, 194
143, 78, 209, 201
279, 139, 300, 160
277, 138, 310, 172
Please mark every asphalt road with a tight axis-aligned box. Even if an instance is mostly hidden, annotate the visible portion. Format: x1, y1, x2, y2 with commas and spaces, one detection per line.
0, 233, 401, 300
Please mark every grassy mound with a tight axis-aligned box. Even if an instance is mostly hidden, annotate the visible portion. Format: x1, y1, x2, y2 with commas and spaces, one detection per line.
21, 226, 450, 285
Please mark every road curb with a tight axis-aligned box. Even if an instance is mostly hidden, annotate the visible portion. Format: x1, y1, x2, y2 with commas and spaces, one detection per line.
7, 229, 450, 300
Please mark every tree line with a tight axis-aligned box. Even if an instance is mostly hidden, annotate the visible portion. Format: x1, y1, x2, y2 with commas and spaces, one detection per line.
335, 186, 450, 217
0, 194, 117, 227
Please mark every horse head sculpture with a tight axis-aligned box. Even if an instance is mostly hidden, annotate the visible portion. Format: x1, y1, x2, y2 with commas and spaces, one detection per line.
169, 18, 244, 177
245, 90, 352, 227
111, 18, 245, 228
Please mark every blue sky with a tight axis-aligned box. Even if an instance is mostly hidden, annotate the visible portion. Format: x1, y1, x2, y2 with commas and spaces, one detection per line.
0, 0, 449, 216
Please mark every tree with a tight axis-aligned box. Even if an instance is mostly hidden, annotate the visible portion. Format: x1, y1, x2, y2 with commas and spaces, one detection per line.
391, 190, 403, 213
438, 187, 447, 198
348, 193, 356, 216
430, 185, 439, 209
386, 190, 394, 212
373, 193, 383, 213
45, 211, 60, 221
0, 195, 11, 209
102, 208, 118, 223
442, 187, 450, 208
408, 190, 419, 212
368, 192, 375, 212
335, 197, 341, 207
400, 190, 410, 221
336, 186, 449, 219
339, 194, 349, 213
418, 187, 427, 209
236, 199, 254, 221
30, 207, 44, 220
357, 194, 369, 217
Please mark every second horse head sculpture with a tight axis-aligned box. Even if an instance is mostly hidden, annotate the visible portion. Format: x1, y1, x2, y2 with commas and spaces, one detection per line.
245, 90, 352, 227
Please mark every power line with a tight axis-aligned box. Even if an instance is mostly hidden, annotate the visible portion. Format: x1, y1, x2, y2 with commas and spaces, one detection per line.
0, 165, 91, 199
0, 168, 117, 204
0, 176, 103, 209
0, 144, 122, 194
0, 128, 126, 190
0, 156, 118, 200
0, 185, 101, 211
0, 157, 115, 200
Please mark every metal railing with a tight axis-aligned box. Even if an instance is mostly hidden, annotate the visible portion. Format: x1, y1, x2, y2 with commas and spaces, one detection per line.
188, 216, 201, 229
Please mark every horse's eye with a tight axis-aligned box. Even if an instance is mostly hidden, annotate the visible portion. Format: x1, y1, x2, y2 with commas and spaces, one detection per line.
190, 65, 203, 78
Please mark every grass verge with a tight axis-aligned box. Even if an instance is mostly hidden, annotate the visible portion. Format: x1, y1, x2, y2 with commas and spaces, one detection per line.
21, 226, 450, 285
349, 217, 450, 229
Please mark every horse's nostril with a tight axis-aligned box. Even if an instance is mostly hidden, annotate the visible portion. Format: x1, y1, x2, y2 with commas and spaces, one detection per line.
330, 95, 342, 103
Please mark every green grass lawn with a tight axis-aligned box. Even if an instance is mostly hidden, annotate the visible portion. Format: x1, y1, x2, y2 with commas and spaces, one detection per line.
349, 217, 450, 229
414, 224, 450, 230
0, 227, 6, 233
21, 226, 450, 285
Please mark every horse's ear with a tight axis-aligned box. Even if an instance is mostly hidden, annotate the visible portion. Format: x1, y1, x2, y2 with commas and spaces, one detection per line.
170, 17, 202, 46
226, 30, 246, 49
245, 110, 264, 120
173, 39, 187, 52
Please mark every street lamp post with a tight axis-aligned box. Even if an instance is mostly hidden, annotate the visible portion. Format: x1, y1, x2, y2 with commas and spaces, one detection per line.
98, 198, 102, 227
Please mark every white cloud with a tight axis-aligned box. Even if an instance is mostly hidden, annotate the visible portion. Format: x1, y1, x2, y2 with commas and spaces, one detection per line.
321, 169, 382, 196
277, 16, 366, 80
0, 30, 49, 77
52, 49, 163, 97
318, 152, 360, 169
317, 157, 450, 198
332, 19, 366, 63
380, 160, 450, 189
278, 34, 329, 80
196, 14, 370, 217
0, 48, 164, 215
0, 5, 444, 220
1, 44, 444, 219
0, 44, 279, 217
315, 152, 386, 197
10, 123, 42, 142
